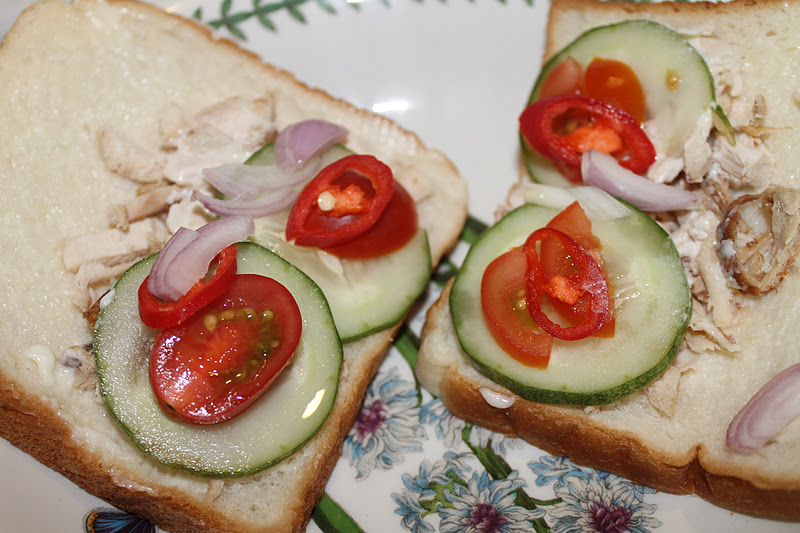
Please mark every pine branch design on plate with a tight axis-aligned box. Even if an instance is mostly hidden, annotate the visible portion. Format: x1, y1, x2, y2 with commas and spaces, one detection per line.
192, 0, 535, 39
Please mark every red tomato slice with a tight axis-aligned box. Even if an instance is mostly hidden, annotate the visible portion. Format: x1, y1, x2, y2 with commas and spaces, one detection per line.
519, 95, 655, 183
320, 181, 418, 259
138, 245, 237, 330
539, 57, 583, 99
286, 154, 394, 248
150, 274, 303, 425
481, 247, 553, 368
524, 227, 610, 341
584, 58, 646, 124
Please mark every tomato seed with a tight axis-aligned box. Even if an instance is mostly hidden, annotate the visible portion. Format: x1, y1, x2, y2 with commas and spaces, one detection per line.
204, 314, 218, 332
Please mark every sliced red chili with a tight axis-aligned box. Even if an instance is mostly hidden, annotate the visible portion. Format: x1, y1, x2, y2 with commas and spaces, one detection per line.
519, 95, 655, 183
524, 227, 610, 341
150, 274, 302, 425
320, 181, 418, 259
138, 245, 238, 330
286, 154, 394, 248
542, 202, 615, 337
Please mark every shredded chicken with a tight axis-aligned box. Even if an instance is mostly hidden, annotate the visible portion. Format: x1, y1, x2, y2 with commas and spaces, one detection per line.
709, 134, 774, 191
165, 196, 214, 234
62, 218, 170, 309
696, 236, 737, 328
645, 364, 683, 417
60, 345, 98, 393
177, 97, 275, 150
204, 480, 225, 503
683, 110, 714, 183
124, 184, 185, 224
62, 218, 169, 272
97, 127, 167, 184
66, 97, 277, 307
717, 185, 800, 294
74, 262, 134, 310
685, 298, 740, 355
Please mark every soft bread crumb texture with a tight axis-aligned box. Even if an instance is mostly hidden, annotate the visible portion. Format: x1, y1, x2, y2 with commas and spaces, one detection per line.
0, 1, 467, 532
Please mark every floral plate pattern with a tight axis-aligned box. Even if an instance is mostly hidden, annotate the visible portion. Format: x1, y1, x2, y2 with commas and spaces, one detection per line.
0, 1, 798, 532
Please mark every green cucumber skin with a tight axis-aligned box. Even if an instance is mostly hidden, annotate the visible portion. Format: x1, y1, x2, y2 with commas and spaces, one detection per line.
334, 232, 432, 343
450, 202, 691, 406
94, 242, 342, 477
522, 19, 727, 186
247, 143, 433, 343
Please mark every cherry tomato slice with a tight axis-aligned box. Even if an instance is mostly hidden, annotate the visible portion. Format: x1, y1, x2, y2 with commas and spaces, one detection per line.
138, 245, 237, 330
286, 154, 394, 248
584, 58, 646, 124
524, 227, 610, 341
321, 180, 418, 259
481, 247, 553, 368
150, 274, 303, 425
519, 95, 655, 183
539, 56, 583, 99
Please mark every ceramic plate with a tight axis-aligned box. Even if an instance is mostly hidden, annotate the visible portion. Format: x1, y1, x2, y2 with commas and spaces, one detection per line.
0, 1, 797, 532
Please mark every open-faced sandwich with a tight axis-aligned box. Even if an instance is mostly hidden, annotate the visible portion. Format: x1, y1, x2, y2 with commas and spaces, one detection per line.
417, 0, 800, 520
0, 1, 467, 532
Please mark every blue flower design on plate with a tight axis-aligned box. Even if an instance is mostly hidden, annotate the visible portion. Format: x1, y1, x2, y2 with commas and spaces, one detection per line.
343, 366, 427, 479
529, 457, 662, 533
393, 452, 472, 533
393, 451, 546, 533
438, 471, 545, 532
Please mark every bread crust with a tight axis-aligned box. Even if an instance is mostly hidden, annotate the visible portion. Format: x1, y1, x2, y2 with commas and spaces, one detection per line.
440, 371, 800, 520
0, 1, 467, 531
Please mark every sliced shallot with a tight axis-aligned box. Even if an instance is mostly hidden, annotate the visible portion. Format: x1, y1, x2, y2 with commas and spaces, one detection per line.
192, 189, 298, 218
581, 149, 698, 212
147, 227, 199, 301
274, 119, 347, 172
147, 216, 255, 301
202, 159, 323, 201
726, 363, 800, 453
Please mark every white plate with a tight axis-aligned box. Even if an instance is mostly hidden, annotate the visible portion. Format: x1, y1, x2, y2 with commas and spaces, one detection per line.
0, 1, 797, 532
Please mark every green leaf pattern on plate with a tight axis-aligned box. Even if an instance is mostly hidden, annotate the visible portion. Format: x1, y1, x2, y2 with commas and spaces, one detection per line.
193, 0, 536, 38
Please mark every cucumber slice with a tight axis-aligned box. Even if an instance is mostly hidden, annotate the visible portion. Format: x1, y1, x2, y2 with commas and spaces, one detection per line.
246, 144, 432, 342
450, 202, 691, 405
253, 229, 431, 342
93, 242, 342, 477
523, 19, 732, 186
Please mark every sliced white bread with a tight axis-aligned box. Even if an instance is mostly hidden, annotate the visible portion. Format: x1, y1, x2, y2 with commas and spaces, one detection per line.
0, 1, 467, 532
417, 0, 800, 521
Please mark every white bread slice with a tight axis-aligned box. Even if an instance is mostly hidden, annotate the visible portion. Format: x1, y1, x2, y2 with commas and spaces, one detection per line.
0, 1, 467, 532
417, 0, 800, 521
